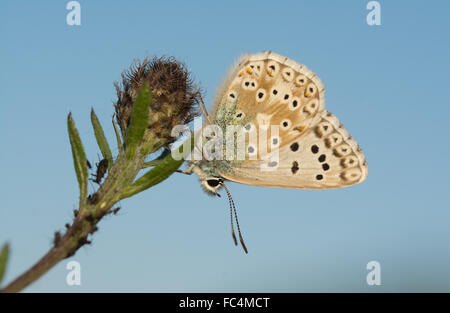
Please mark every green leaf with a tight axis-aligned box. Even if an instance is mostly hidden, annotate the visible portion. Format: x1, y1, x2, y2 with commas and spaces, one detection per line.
91, 108, 113, 168
125, 83, 151, 159
112, 115, 123, 151
0, 243, 10, 285
67, 113, 89, 205
120, 137, 194, 199
142, 148, 171, 168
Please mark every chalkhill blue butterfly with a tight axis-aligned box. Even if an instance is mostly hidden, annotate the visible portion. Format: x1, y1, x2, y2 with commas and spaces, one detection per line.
179, 51, 368, 253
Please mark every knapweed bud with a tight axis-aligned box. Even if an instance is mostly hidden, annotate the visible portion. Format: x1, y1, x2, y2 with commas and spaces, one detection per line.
114, 56, 201, 148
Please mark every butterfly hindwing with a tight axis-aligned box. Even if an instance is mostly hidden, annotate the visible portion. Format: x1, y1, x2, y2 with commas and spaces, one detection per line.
219, 110, 368, 189
210, 51, 367, 189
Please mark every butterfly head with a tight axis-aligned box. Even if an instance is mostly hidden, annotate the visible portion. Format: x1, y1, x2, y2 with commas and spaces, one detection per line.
191, 162, 224, 196
202, 177, 224, 196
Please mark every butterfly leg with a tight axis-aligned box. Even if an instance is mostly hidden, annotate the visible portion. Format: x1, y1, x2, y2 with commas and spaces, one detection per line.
176, 163, 195, 175
196, 92, 212, 124
175, 169, 193, 175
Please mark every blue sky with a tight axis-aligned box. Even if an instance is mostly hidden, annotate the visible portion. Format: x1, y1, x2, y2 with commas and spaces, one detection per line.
1, 0, 450, 292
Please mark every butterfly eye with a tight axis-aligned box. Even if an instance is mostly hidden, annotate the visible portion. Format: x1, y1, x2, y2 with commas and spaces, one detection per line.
255, 88, 267, 102
288, 97, 301, 111
295, 75, 307, 87
280, 119, 291, 130
206, 179, 221, 187
282, 68, 294, 82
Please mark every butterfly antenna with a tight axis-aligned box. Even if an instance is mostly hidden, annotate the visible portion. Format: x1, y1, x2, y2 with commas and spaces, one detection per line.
222, 183, 248, 254
223, 184, 238, 246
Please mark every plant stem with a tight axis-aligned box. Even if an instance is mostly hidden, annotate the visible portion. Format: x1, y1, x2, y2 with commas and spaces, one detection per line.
0, 215, 89, 293
0, 148, 153, 293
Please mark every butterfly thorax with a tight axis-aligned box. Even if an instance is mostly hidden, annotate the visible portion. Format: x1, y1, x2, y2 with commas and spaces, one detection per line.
188, 106, 248, 196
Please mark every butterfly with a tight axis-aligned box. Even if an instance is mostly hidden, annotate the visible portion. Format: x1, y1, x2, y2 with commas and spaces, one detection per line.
182, 51, 368, 253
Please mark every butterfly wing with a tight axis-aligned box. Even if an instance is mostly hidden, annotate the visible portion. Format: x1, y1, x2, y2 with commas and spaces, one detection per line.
211, 51, 368, 189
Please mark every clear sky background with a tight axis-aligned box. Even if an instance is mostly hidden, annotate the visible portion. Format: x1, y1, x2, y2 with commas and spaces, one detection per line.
1, 1, 450, 292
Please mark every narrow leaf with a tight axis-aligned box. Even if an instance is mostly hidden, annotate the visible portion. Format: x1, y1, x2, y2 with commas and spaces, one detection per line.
120, 137, 194, 199
112, 115, 123, 151
142, 148, 171, 168
125, 83, 151, 159
67, 113, 88, 205
0, 243, 10, 285
91, 108, 113, 168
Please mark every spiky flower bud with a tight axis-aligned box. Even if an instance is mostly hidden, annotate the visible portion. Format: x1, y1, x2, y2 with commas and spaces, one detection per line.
114, 56, 200, 149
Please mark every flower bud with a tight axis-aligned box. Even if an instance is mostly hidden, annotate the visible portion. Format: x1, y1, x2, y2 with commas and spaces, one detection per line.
114, 56, 200, 147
